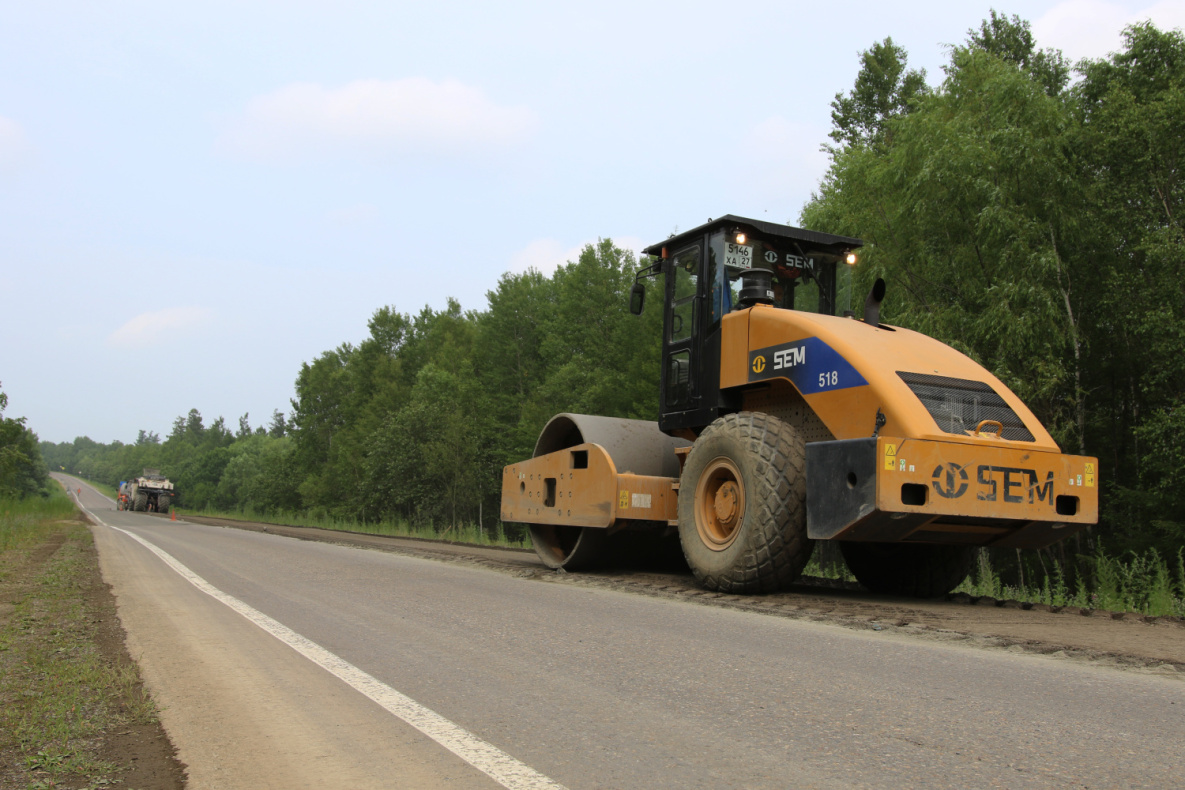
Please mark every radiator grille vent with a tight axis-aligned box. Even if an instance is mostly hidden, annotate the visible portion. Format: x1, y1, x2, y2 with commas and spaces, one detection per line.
897, 372, 1035, 442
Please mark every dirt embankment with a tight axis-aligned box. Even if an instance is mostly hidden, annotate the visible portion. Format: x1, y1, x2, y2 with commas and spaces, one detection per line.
0, 515, 185, 790
170, 514, 1185, 675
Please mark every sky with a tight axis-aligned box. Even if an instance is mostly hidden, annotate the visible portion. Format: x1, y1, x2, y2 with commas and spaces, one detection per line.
2, 0, 1183, 444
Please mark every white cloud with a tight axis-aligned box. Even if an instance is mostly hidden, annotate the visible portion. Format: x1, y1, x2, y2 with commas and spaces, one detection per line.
613, 236, 648, 259
509, 239, 584, 276
1035, 1, 1185, 62
0, 115, 31, 173
107, 306, 213, 348
219, 78, 537, 162
509, 235, 647, 277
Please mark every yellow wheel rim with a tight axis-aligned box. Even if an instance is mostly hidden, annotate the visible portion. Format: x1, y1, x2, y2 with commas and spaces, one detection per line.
694, 457, 746, 551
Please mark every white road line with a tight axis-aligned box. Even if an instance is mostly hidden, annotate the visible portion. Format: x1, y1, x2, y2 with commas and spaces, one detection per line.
78, 500, 567, 790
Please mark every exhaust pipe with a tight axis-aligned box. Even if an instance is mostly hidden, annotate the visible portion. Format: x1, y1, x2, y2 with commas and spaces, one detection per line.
863, 278, 886, 327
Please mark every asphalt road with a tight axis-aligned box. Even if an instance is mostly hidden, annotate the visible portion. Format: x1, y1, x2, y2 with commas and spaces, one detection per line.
67, 477, 1184, 789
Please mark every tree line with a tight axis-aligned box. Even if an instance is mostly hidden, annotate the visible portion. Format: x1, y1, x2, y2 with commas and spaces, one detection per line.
40, 240, 661, 537
0, 382, 48, 499
804, 13, 1185, 560
33, 14, 1185, 567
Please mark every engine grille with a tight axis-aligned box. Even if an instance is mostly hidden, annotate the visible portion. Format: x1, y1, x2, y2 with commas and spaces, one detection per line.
897, 372, 1035, 442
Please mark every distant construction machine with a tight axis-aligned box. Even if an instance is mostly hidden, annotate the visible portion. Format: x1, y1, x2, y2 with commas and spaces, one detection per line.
122, 468, 177, 514
501, 215, 1098, 596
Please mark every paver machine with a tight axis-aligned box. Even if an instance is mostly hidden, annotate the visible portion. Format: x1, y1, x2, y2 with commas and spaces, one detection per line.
501, 215, 1098, 596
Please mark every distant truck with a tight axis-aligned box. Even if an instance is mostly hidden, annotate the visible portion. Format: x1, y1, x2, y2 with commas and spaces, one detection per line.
116, 480, 130, 511
123, 468, 177, 513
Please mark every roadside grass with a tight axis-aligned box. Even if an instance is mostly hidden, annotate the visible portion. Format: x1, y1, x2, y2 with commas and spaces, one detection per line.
954, 546, 1185, 617
806, 539, 1185, 617
0, 491, 163, 789
802, 552, 857, 584
188, 506, 532, 549
0, 492, 77, 556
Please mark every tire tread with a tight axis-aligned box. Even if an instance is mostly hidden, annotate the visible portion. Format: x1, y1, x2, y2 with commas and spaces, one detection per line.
679, 412, 812, 594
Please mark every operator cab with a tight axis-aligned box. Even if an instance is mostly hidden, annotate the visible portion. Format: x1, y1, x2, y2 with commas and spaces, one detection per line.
633, 215, 863, 436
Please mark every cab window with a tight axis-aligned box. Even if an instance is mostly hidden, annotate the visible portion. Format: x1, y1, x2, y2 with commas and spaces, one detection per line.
670, 246, 699, 342
708, 230, 833, 318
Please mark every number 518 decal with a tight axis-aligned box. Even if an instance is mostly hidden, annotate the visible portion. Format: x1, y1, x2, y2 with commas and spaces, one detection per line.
749, 337, 868, 393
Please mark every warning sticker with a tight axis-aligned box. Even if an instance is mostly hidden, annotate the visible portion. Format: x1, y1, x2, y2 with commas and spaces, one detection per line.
618, 490, 630, 509
1085, 462, 1095, 487
884, 443, 897, 471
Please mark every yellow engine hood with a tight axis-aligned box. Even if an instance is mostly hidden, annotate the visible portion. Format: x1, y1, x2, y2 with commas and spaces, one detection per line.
719, 305, 1060, 451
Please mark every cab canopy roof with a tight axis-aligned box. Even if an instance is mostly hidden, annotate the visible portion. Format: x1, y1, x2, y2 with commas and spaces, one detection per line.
643, 215, 863, 257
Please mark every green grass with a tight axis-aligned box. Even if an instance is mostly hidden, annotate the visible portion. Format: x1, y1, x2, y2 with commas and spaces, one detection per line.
802, 553, 856, 583
0, 488, 77, 555
797, 541, 1184, 617
0, 505, 160, 787
187, 506, 532, 549
954, 546, 1185, 617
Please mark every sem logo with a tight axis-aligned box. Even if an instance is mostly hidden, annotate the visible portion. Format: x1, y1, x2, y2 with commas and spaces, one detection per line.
932, 463, 969, 499
752, 355, 766, 374
977, 466, 1055, 504
783, 253, 815, 272
773, 347, 805, 370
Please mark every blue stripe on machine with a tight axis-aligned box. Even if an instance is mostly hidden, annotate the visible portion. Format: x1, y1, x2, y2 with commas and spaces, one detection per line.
748, 337, 868, 393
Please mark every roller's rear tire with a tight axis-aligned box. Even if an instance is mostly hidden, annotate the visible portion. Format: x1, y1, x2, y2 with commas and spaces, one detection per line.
157, 496, 172, 515
839, 542, 975, 597
529, 525, 608, 571
133, 492, 148, 512
677, 412, 813, 594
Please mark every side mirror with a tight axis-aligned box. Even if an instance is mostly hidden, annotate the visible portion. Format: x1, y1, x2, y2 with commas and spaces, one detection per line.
629, 282, 646, 315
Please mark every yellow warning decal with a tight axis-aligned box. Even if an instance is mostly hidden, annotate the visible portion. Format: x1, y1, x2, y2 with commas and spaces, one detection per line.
618, 490, 630, 509
1085, 462, 1095, 487
884, 443, 897, 471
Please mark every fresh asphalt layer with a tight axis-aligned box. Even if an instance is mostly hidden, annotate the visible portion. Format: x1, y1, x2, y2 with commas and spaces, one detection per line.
67, 477, 1184, 789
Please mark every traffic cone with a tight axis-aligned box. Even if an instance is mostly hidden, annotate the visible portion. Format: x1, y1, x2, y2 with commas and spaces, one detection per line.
171, 508, 176, 522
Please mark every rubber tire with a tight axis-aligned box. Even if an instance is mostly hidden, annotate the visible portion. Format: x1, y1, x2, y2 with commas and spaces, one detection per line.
840, 542, 975, 598
677, 412, 813, 594
529, 524, 608, 571
157, 496, 171, 515
133, 492, 148, 512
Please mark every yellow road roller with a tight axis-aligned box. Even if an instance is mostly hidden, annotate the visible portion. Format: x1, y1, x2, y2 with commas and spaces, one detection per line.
501, 215, 1097, 596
